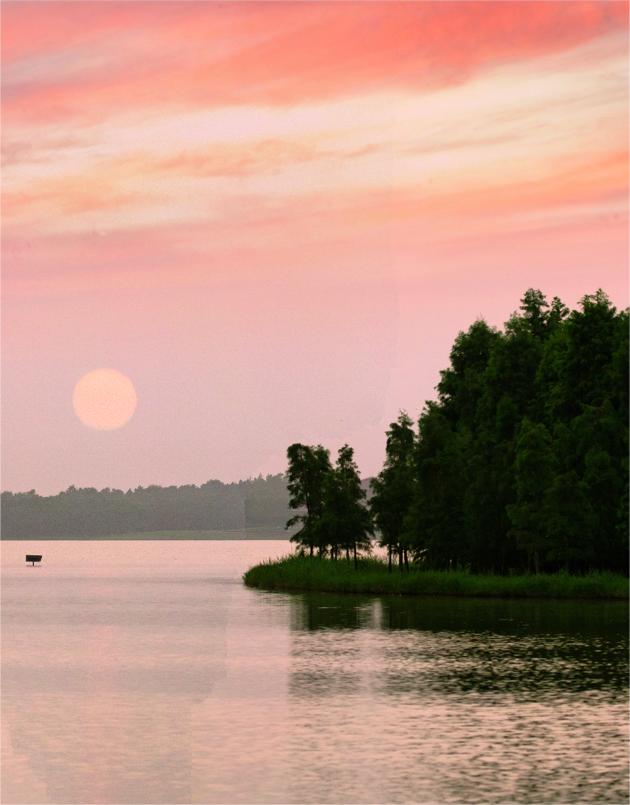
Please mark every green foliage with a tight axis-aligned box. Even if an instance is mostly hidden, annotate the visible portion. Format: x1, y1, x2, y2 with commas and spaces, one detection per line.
403, 288, 628, 575
286, 442, 372, 562
321, 445, 373, 564
370, 412, 415, 570
286, 443, 332, 555
280, 287, 627, 579
508, 420, 556, 572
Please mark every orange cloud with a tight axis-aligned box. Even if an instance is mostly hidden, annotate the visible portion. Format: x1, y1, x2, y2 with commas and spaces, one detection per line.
3, 2, 627, 125
3, 2, 627, 292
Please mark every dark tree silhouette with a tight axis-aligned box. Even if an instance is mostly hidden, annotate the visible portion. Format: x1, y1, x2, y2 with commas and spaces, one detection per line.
405, 288, 628, 574
286, 443, 332, 556
321, 445, 373, 567
370, 412, 415, 572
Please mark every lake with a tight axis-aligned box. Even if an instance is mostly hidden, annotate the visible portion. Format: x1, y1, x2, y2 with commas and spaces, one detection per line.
2, 540, 628, 804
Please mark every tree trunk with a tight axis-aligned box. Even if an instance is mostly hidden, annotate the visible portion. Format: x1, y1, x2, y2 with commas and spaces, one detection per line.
353, 543, 358, 570
309, 544, 314, 557
404, 548, 409, 572
346, 548, 350, 563
388, 547, 392, 573
398, 547, 403, 573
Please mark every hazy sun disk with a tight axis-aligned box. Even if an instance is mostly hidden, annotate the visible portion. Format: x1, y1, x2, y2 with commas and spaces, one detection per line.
73, 369, 137, 430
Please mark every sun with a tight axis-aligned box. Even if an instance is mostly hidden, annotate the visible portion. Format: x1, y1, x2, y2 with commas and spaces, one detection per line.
72, 369, 138, 431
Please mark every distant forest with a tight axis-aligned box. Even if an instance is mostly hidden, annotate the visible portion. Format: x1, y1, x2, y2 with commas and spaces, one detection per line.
1, 475, 293, 538
287, 290, 628, 575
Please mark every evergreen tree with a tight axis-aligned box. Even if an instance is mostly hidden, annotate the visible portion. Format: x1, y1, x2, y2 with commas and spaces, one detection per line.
286, 443, 332, 556
370, 412, 416, 572
321, 445, 373, 567
544, 470, 595, 572
507, 420, 556, 573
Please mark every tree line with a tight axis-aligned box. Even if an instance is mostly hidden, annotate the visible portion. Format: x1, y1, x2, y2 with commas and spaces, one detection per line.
286, 289, 628, 574
1, 475, 291, 538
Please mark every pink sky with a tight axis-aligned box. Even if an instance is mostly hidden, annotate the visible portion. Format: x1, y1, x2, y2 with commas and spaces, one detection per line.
2, 1, 628, 494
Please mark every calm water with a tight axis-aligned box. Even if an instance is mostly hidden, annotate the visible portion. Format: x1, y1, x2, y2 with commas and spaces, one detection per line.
2, 541, 628, 804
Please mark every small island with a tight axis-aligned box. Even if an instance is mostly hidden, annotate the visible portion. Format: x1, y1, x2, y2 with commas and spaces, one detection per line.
245, 289, 628, 601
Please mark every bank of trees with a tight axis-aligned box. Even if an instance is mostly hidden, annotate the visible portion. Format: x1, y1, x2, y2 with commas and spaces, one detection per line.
288, 289, 628, 575
1, 475, 291, 538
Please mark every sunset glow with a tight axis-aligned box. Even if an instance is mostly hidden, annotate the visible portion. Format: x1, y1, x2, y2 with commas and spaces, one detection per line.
2, 1, 628, 493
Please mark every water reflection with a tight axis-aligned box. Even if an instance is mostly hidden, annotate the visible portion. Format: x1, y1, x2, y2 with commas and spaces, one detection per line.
284, 592, 628, 803
290, 590, 629, 636
287, 592, 629, 699
3, 542, 628, 804
289, 593, 380, 631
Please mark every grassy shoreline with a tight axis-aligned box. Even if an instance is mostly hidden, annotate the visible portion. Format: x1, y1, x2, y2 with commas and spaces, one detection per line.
243, 555, 629, 600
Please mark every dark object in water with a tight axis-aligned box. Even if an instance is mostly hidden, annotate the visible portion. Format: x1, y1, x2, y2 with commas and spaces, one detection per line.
26, 554, 42, 566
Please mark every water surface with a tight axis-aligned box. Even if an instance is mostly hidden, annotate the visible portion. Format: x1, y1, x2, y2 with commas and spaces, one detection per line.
2, 541, 628, 804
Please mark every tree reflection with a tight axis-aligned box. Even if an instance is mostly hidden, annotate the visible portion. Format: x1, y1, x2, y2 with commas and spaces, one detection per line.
288, 592, 380, 631
286, 592, 629, 699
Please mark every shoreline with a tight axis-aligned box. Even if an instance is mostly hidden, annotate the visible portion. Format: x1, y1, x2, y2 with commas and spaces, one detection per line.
243, 556, 629, 600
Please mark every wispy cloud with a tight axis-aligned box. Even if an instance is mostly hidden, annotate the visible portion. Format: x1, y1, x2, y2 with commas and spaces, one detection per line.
4, 27, 626, 252
3, 2, 627, 124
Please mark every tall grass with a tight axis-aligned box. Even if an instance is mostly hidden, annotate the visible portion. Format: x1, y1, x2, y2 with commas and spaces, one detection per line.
243, 555, 628, 599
